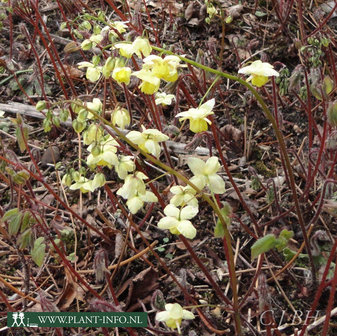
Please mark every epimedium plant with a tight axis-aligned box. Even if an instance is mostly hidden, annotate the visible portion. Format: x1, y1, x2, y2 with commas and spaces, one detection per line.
2, 5, 299, 334
32, 18, 284, 333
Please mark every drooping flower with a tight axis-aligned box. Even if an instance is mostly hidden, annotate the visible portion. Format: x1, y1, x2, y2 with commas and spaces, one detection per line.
114, 155, 135, 179
176, 99, 215, 133
126, 190, 158, 214
115, 36, 152, 58
143, 55, 182, 82
83, 124, 104, 145
188, 156, 225, 194
86, 98, 103, 119
116, 171, 157, 213
238, 60, 279, 87
157, 204, 198, 239
132, 37, 152, 58
126, 126, 169, 158
170, 185, 198, 208
69, 173, 106, 193
86, 135, 119, 169
116, 171, 148, 200
155, 92, 175, 106
112, 66, 132, 85
78, 61, 102, 82
111, 107, 130, 130
132, 69, 161, 95
156, 303, 195, 334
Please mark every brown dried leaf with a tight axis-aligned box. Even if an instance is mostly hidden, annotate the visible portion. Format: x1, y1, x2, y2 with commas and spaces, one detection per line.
227, 4, 244, 19
115, 232, 124, 258
56, 268, 85, 310
126, 267, 159, 310
185, 2, 195, 21
221, 124, 243, 142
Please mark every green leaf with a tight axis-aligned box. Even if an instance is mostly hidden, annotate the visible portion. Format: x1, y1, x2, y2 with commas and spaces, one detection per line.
251, 234, 277, 259
214, 220, 225, 238
18, 228, 32, 249
8, 212, 23, 236
323, 76, 333, 96
275, 229, 294, 251
31, 237, 46, 267
214, 202, 232, 238
2, 208, 19, 222
310, 84, 322, 101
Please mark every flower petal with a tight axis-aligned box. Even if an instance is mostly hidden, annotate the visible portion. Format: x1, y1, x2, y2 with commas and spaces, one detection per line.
187, 157, 205, 176
208, 174, 225, 194
182, 310, 195, 320
156, 311, 171, 322
204, 157, 220, 175
177, 220, 197, 239
180, 206, 198, 220
164, 204, 180, 218
158, 216, 178, 230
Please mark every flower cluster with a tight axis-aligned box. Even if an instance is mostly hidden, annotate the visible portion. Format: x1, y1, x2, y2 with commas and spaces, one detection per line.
78, 22, 184, 96
117, 172, 158, 214
156, 156, 224, 239
126, 126, 169, 158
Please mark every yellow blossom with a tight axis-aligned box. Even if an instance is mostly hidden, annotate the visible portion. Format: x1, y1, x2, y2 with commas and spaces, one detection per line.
156, 303, 195, 334
143, 55, 182, 82
111, 107, 130, 130
176, 98, 215, 133
132, 69, 160, 95
112, 66, 132, 85
238, 60, 279, 87
115, 36, 152, 58
126, 125, 168, 157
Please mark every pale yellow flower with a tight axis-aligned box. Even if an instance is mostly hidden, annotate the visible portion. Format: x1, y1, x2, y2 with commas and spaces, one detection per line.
114, 156, 135, 179
156, 303, 195, 334
112, 67, 132, 85
155, 92, 175, 106
176, 99, 215, 133
132, 69, 160, 95
86, 135, 119, 169
157, 204, 198, 239
188, 156, 225, 194
170, 185, 198, 208
127, 126, 168, 157
238, 60, 279, 87
115, 37, 152, 58
78, 61, 102, 82
111, 107, 130, 130
143, 55, 182, 82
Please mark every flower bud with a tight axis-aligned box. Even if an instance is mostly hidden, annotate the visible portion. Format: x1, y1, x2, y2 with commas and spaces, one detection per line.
111, 107, 130, 130
81, 39, 92, 51
91, 144, 101, 157
72, 119, 86, 133
102, 56, 115, 78
36, 100, 46, 111
62, 173, 72, 187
